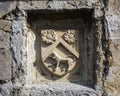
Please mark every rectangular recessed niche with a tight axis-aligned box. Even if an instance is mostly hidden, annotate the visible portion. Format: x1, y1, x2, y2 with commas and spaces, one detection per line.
27, 9, 95, 85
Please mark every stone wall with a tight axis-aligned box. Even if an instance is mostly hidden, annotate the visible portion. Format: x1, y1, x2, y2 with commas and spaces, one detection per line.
0, 0, 119, 96
104, 0, 120, 96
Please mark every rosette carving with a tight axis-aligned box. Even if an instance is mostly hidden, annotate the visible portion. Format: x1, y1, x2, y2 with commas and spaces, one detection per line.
63, 30, 76, 43
41, 30, 57, 44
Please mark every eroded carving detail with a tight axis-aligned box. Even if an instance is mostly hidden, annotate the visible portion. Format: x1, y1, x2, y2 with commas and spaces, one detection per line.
47, 51, 76, 76
41, 29, 79, 76
41, 30, 57, 44
63, 30, 76, 43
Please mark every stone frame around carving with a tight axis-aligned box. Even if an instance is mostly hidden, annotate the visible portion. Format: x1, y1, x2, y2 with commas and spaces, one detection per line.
11, 8, 104, 95
24, 9, 99, 85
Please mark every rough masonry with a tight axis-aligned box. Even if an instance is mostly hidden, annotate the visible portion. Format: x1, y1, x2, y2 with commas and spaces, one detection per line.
0, 0, 120, 96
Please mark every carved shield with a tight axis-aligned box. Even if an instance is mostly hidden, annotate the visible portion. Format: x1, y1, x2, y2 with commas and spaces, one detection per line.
41, 29, 79, 76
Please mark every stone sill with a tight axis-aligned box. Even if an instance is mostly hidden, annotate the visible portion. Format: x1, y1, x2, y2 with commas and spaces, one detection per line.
23, 82, 97, 96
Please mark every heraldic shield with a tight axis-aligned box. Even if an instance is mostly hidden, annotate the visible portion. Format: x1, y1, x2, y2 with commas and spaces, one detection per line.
41, 29, 80, 76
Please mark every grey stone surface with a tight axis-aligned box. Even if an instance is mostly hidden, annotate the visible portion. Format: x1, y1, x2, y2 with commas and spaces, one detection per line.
18, 0, 100, 10
0, 0, 120, 96
0, 30, 10, 48
0, 20, 11, 32
0, 82, 13, 96
104, 0, 120, 96
0, 48, 11, 80
0, 1, 17, 18
0, 30, 11, 80
11, 18, 25, 82
22, 82, 98, 96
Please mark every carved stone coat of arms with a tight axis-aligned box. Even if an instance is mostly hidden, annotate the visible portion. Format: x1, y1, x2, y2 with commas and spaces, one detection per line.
41, 29, 79, 76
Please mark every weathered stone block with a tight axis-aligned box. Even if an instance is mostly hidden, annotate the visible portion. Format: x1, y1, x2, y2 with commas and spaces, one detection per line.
0, 48, 11, 80
0, 30, 11, 80
0, 1, 17, 18
0, 20, 11, 32
22, 83, 97, 96
0, 30, 10, 48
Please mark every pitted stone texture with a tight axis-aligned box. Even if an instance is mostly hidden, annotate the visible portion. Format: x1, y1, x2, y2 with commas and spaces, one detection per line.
0, 82, 13, 96
0, 48, 11, 80
11, 19, 24, 65
104, 40, 120, 96
0, 1, 17, 18
11, 19, 25, 81
0, 20, 11, 32
105, 67, 120, 96
106, 0, 120, 39
18, 0, 100, 10
0, 30, 10, 48
22, 82, 97, 96
105, 0, 120, 96
0, 30, 11, 80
